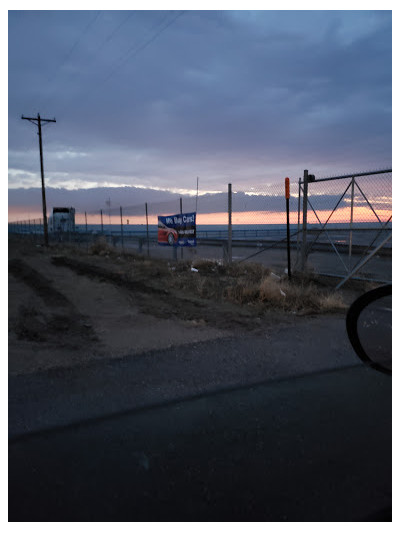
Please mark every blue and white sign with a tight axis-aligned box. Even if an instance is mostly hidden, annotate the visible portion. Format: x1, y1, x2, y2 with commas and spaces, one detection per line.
158, 212, 196, 247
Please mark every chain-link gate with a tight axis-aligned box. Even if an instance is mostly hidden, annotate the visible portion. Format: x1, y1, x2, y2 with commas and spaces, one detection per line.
297, 169, 392, 287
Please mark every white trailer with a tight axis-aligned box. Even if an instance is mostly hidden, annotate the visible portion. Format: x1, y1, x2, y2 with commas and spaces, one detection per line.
49, 207, 76, 234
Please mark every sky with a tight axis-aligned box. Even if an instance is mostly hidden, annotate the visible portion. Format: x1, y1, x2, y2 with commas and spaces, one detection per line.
7, 5, 392, 220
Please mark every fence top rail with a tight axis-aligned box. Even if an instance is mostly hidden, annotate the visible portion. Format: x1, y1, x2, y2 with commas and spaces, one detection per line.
299, 168, 392, 184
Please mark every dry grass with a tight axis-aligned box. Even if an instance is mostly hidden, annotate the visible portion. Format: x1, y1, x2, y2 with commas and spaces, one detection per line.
258, 275, 347, 312
191, 258, 268, 280
49, 243, 348, 315
168, 259, 346, 314
88, 236, 114, 256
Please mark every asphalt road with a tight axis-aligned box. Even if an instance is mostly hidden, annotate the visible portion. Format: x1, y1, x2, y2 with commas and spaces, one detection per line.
9, 315, 360, 438
9, 365, 391, 521
8, 317, 392, 521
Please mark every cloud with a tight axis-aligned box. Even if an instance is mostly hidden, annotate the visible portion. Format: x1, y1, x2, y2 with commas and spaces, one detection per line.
8, 10, 392, 202
8, 168, 392, 222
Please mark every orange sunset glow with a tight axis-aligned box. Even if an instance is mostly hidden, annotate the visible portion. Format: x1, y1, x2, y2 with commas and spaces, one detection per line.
9, 206, 392, 227
59, 206, 393, 227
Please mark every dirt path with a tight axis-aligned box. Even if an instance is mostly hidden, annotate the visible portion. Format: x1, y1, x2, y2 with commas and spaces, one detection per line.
9, 241, 233, 375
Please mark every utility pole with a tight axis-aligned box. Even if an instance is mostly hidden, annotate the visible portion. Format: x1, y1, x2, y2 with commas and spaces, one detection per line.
21, 113, 56, 246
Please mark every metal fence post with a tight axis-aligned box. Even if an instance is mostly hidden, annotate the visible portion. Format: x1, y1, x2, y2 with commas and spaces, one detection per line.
296, 178, 302, 264
145, 202, 150, 257
120, 206, 124, 251
301, 170, 309, 272
228, 183, 232, 265
285, 178, 291, 280
349, 176, 355, 269
180, 197, 183, 260
85, 211, 88, 250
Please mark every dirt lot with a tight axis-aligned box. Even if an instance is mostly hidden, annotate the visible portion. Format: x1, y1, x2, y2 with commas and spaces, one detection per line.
8, 236, 370, 376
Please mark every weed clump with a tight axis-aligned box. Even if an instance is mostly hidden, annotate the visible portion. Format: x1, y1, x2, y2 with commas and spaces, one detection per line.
258, 275, 347, 312
220, 268, 346, 313
89, 236, 113, 256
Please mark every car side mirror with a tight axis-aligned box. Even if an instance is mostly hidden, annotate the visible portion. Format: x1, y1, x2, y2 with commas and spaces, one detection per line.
346, 285, 392, 375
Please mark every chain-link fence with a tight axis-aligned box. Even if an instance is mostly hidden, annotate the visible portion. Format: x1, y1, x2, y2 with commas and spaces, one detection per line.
9, 169, 392, 286
8, 218, 47, 244
228, 181, 300, 271
8, 181, 300, 266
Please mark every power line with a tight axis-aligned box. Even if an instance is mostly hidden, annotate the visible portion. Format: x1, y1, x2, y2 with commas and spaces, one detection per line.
103, 11, 174, 78
101, 11, 185, 86
91, 11, 135, 56
46, 10, 134, 111
56, 11, 102, 75
34, 11, 102, 112
56, 10, 185, 116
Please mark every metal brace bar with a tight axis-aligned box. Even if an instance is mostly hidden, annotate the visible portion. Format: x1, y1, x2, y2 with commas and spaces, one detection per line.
306, 180, 352, 252
306, 197, 350, 273
354, 180, 383, 225
335, 233, 392, 290
237, 230, 301, 264
319, 272, 391, 285
299, 168, 392, 184
348, 216, 392, 273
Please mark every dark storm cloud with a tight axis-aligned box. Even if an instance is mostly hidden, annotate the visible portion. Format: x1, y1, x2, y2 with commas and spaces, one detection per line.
7, 186, 300, 216
8, 10, 392, 197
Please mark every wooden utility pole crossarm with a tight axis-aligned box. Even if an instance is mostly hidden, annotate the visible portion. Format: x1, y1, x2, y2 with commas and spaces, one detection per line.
21, 114, 56, 124
21, 113, 56, 246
